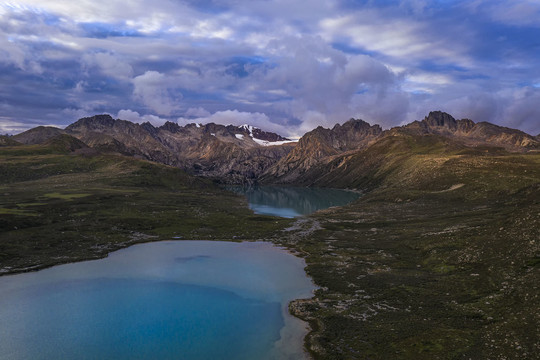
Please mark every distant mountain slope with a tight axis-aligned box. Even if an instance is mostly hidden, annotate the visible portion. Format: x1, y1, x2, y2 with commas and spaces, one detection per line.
262, 118, 382, 183
64, 115, 294, 184
263, 111, 538, 186
66, 115, 175, 164
281, 132, 469, 188
398, 111, 539, 150
13, 126, 64, 145
42, 134, 91, 154
10, 111, 539, 185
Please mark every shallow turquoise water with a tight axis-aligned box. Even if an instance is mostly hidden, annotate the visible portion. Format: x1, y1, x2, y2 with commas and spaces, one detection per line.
229, 186, 361, 218
0, 241, 315, 360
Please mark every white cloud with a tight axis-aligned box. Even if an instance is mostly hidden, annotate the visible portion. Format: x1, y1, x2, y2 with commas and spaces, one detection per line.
246, 35, 406, 130
117, 109, 168, 126
318, 11, 472, 68
132, 71, 181, 116
349, 90, 410, 129
0, 118, 30, 134
1, 0, 539, 137
82, 52, 133, 80
0, 36, 43, 73
184, 107, 211, 118
191, 18, 235, 40
295, 110, 329, 134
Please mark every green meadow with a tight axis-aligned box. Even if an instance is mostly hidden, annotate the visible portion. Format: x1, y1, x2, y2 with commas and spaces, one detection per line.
1, 137, 538, 359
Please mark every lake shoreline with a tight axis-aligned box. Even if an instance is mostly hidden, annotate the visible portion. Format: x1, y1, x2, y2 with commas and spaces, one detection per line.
0, 239, 318, 360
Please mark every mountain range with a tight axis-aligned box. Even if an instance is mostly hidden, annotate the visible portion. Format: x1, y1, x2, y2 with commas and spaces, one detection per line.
5, 111, 539, 185
2, 110, 539, 360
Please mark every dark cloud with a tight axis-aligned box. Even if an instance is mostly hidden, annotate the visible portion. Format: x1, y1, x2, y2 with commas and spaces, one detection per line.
0, 1, 539, 136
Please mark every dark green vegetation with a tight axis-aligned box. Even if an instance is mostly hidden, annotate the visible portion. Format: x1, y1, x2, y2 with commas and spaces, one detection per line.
0, 140, 290, 274
1, 129, 539, 359
283, 134, 539, 359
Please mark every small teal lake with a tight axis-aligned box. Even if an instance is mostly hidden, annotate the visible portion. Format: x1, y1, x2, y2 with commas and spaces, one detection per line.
0, 241, 316, 360
229, 186, 361, 218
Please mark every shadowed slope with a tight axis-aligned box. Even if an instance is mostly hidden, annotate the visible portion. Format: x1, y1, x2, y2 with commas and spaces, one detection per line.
0, 140, 291, 274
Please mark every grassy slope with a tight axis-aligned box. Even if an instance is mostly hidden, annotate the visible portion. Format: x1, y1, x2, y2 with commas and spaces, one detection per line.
0, 143, 291, 274
282, 134, 540, 359
1, 134, 539, 359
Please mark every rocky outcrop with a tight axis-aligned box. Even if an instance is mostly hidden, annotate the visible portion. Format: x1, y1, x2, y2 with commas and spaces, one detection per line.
66, 115, 175, 164
10, 111, 538, 185
399, 111, 539, 151
262, 118, 382, 183
62, 114, 295, 184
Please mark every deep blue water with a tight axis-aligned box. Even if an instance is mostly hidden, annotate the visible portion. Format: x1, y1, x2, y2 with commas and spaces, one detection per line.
0, 241, 315, 360
229, 186, 361, 218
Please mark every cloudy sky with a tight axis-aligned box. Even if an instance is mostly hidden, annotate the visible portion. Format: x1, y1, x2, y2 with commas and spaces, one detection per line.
1, 0, 540, 137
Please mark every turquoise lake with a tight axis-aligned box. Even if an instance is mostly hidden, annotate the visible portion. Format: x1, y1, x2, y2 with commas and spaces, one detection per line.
229, 186, 361, 218
0, 241, 316, 360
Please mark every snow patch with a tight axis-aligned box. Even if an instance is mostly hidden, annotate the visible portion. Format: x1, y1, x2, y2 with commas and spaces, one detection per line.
237, 123, 296, 146
235, 134, 244, 140
240, 124, 254, 136
252, 138, 298, 147
210, 133, 215, 136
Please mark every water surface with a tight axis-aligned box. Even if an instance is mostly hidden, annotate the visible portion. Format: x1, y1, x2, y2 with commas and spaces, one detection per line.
0, 241, 315, 360
230, 186, 361, 218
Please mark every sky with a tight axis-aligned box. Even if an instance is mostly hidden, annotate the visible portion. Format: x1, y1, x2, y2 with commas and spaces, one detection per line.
1, 0, 540, 137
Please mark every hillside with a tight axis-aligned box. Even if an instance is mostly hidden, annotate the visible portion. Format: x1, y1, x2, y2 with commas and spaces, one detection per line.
262, 118, 382, 183
3, 111, 539, 359
12, 114, 295, 184
0, 140, 291, 274
398, 111, 539, 150
263, 112, 539, 186
10, 111, 539, 186
280, 141, 540, 359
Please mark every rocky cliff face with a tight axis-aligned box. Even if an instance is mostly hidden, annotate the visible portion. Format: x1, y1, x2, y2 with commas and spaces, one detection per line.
399, 111, 539, 150
261, 111, 538, 185
11, 111, 538, 185
62, 114, 294, 184
262, 118, 383, 183
66, 115, 174, 164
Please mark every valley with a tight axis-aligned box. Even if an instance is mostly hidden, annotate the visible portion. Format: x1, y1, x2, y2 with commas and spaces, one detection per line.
1, 111, 539, 359
283, 151, 540, 359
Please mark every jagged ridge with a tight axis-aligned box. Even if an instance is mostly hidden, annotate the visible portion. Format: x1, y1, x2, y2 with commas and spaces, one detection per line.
10, 111, 539, 185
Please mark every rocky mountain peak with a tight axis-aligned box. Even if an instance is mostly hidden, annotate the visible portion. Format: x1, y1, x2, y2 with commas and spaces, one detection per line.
224, 124, 290, 142
399, 111, 539, 151
159, 121, 181, 133
140, 122, 158, 136
333, 118, 377, 131
263, 117, 383, 182
12, 126, 65, 145
8, 110, 539, 187
424, 111, 458, 129
65, 114, 116, 131
296, 118, 383, 153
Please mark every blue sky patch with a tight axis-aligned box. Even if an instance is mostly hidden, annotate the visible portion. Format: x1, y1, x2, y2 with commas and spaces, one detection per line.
1, 0, 539, 136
